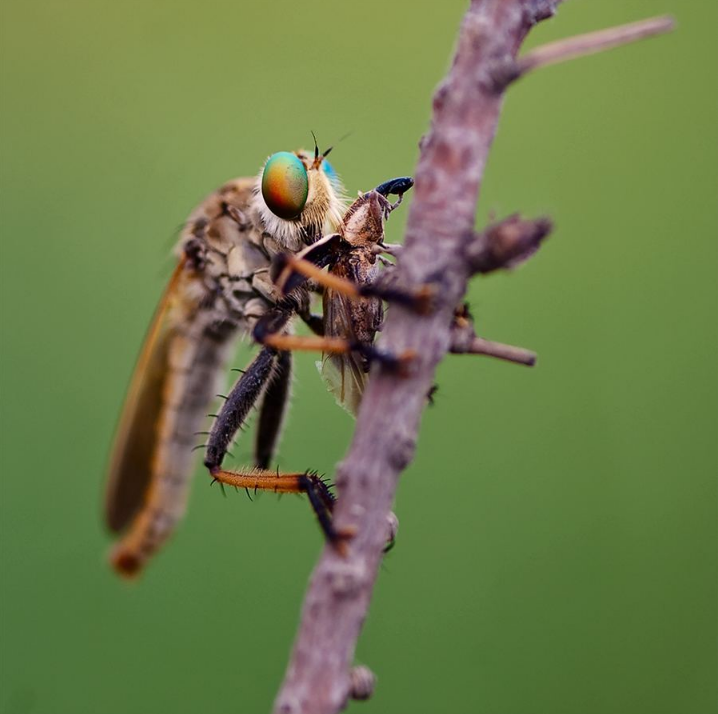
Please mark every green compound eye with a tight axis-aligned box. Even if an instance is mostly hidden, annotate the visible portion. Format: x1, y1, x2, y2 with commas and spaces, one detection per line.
261, 152, 309, 220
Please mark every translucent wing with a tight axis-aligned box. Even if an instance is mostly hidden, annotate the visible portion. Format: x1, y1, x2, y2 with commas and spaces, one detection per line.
318, 287, 368, 417
104, 260, 184, 532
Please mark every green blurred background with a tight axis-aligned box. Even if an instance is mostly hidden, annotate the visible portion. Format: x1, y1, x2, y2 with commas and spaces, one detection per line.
1, 1, 716, 712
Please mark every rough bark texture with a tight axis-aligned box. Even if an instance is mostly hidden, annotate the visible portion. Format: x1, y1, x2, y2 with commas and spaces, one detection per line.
272, 4, 673, 713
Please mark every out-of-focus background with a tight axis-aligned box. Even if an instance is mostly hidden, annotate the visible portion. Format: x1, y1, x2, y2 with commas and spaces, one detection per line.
1, 1, 716, 712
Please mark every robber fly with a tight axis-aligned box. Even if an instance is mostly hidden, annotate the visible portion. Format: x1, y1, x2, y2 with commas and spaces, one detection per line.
105, 144, 412, 576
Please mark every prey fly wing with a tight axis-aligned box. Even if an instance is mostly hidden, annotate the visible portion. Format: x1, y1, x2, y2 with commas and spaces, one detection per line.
319, 288, 367, 416
318, 258, 383, 416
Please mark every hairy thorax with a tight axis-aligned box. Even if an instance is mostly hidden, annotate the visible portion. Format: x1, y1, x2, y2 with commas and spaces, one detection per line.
172, 162, 345, 335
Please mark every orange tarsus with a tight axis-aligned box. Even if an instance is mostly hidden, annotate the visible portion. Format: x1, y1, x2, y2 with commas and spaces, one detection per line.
208, 468, 307, 494
285, 255, 360, 299
263, 334, 352, 355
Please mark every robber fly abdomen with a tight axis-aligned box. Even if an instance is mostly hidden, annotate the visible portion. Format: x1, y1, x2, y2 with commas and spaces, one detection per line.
106, 181, 260, 574
106, 150, 346, 577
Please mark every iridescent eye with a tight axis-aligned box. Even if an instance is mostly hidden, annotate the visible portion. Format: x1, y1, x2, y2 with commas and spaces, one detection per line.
261, 152, 309, 220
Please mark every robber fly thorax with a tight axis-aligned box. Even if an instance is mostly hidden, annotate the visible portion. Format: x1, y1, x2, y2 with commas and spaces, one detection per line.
105, 147, 346, 576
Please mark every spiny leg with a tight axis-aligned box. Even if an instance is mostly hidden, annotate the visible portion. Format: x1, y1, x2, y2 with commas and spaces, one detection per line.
209, 467, 344, 545
204, 297, 298, 470
204, 346, 279, 471
254, 350, 292, 470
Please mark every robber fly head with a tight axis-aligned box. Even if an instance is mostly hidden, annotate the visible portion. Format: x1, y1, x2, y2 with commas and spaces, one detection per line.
256, 144, 346, 249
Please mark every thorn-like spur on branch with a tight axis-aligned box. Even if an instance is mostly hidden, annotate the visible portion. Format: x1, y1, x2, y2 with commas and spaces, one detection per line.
451, 335, 537, 366
515, 16, 675, 79
451, 303, 536, 366
467, 214, 553, 275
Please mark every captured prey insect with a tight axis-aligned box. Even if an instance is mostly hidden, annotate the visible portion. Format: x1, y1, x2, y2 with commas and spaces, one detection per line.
104, 143, 413, 576
203, 177, 427, 546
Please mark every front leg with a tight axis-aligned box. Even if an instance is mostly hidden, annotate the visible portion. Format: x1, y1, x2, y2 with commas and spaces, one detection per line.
273, 253, 436, 315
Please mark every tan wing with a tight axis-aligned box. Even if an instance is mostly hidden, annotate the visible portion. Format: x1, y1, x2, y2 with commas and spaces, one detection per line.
104, 260, 184, 532
318, 288, 368, 417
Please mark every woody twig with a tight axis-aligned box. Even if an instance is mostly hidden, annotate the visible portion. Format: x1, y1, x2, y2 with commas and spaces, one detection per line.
273, 5, 673, 714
